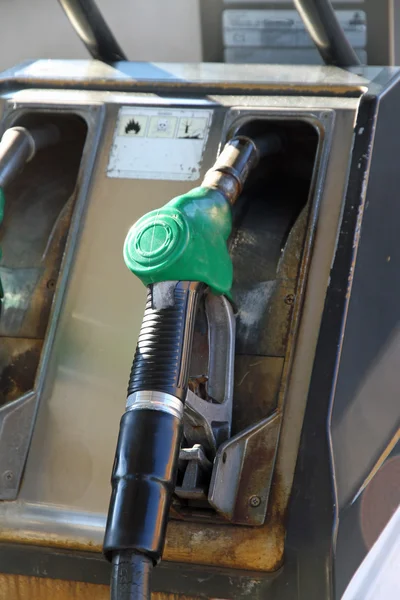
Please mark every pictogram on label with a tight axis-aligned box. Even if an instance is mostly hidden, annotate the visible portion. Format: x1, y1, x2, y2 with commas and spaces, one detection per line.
118, 115, 148, 137
148, 116, 178, 138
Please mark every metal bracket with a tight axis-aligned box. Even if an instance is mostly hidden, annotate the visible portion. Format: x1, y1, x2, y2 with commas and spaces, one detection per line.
176, 293, 282, 526
175, 294, 235, 502
209, 411, 282, 525
183, 293, 235, 456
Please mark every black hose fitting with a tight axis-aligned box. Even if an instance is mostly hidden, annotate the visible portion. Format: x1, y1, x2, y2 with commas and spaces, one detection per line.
104, 407, 182, 564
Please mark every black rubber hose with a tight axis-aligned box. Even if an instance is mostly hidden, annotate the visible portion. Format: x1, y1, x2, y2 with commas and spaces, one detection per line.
111, 551, 152, 600
104, 282, 202, 600
293, 0, 361, 67
58, 0, 127, 62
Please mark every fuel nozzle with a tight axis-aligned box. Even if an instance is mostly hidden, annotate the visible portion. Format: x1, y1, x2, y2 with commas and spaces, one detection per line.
0, 124, 61, 313
103, 135, 276, 599
0, 124, 60, 189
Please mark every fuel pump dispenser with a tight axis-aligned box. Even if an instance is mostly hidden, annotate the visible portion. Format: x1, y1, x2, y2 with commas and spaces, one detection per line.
0, 1, 399, 600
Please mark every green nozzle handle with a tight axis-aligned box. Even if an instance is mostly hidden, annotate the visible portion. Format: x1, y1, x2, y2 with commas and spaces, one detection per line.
124, 186, 233, 296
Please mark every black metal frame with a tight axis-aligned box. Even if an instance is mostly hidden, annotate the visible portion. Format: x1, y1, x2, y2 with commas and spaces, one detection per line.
282, 90, 378, 599
293, 0, 360, 66
282, 69, 400, 599
57, 0, 127, 62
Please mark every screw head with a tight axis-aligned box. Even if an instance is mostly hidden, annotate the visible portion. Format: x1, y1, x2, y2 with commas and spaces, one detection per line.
249, 495, 261, 508
3, 470, 13, 482
284, 293, 295, 306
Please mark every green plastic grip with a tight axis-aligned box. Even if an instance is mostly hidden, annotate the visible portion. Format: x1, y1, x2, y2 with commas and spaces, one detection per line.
123, 186, 233, 295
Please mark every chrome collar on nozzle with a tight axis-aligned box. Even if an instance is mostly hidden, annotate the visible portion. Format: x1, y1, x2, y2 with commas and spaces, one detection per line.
202, 136, 259, 206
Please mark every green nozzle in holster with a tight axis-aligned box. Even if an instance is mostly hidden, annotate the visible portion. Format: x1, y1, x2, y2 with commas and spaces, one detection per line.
123, 136, 262, 295
123, 186, 233, 296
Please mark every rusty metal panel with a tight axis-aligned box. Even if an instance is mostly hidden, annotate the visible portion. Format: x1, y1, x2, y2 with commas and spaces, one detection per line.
0, 338, 43, 405
0, 139, 83, 341
233, 356, 284, 433
0, 114, 89, 499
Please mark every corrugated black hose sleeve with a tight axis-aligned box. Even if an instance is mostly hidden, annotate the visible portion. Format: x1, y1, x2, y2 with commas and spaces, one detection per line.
128, 281, 200, 400
104, 281, 202, 600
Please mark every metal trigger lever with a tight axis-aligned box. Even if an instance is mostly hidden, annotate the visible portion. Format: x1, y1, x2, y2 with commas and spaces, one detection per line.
175, 293, 235, 503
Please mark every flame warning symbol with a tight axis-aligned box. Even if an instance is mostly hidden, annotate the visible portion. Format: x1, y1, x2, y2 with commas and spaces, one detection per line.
125, 119, 141, 135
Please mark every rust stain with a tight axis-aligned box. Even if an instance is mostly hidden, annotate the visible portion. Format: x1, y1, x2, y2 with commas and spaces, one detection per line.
231, 413, 281, 526
0, 506, 285, 572
164, 481, 285, 572
276, 204, 313, 413
0, 529, 100, 553
0, 573, 199, 600
233, 356, 283, 433
0, 339, 43, 405
0, 116, 86, 410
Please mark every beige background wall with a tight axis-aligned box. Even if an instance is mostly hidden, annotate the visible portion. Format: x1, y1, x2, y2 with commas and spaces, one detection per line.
0, 0, 202, 71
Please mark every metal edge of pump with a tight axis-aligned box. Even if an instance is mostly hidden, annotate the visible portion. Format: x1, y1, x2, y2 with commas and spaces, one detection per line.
330, 72, 400, 597
0, 60, 369, 98
277, 90, 379, 600
282, 70, 400, 599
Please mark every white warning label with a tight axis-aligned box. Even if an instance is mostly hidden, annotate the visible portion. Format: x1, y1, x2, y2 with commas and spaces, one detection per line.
107, 107, 213, 181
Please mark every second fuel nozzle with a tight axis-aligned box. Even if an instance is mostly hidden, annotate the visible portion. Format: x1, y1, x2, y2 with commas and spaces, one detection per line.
0, 124, 60, 189
0, 123, 61, 315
